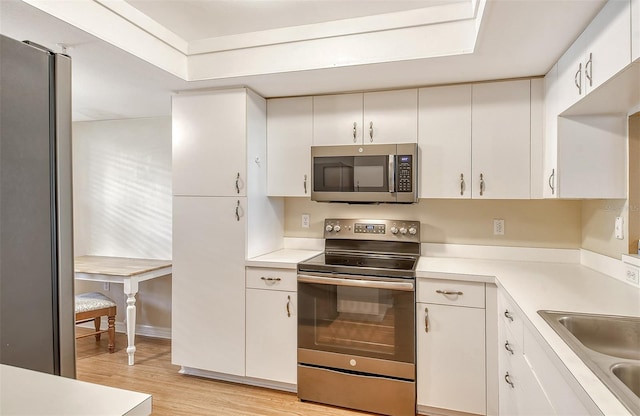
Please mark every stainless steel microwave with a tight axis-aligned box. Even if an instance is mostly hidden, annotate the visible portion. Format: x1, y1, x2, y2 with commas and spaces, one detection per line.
311, 143, 418, 203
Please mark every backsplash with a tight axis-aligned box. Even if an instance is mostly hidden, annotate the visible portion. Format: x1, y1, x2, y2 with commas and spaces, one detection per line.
285, 198, 582, 249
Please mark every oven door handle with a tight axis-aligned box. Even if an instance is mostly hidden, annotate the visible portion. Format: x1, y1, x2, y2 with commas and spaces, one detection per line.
297, 274, 414, 291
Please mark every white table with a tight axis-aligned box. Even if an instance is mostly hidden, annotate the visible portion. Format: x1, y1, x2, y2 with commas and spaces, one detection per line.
75, 256, 172, 365
0, 364, 152, 415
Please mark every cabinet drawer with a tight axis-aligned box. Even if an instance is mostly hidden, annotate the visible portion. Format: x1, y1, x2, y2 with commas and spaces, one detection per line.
246, 267, 297, 291
498, 290, 524, 343
417, 279, 485, 308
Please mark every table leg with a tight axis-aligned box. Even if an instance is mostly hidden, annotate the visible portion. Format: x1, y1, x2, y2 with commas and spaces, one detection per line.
125, 293, 137, 365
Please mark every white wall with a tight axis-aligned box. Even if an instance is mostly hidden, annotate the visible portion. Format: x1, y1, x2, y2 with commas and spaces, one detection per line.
72, 116, 172, 332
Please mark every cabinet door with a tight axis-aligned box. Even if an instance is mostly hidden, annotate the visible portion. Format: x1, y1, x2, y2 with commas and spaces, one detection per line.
557, 34, 588, 112
472, 80, 531, 199
266, 97, 312, 197
543, 64, 559, 198
246, 288, 297, 384
364, 89, 418, 144
172, 90, 247, 196
417, 303, 486, 414
418, 85, 472, 198
312, 93, 363, 145
172, 196, 246, 376
582, 0, 631, 95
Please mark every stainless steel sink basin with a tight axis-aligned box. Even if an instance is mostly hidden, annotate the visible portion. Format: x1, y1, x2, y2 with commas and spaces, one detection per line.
538, 310, 640, 415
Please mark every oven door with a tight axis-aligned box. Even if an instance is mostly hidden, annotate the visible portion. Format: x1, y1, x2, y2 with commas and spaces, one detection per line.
297, 273, 415, 380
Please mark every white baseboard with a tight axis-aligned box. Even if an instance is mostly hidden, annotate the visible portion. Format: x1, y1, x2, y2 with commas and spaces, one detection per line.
77, 321, 171, 339
179, 366, 296, 393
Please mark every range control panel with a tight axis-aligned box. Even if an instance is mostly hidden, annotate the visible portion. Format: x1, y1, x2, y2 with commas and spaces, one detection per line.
323, 218, 420, 242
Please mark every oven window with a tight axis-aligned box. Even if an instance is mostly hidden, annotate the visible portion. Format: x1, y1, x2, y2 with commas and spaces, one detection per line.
313, 155, 389, 192
298, 281, 414, 363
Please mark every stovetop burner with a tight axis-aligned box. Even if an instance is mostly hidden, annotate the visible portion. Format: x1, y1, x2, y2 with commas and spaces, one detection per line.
297, 218, 420, 279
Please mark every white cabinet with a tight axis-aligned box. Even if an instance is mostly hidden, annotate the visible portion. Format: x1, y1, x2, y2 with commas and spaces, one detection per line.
245, 267, 297, 385
497, 290, 592, 416
417, 279, 486, 415
172, 88, 284, 379
172, 89, 248, 197
418, 84, 472, 198
557, 0, 631, 112
172, 196, 247, 376
313, 93, 363, 145
266, 97, 312, 197
363, 89, 418, 144
313, 89, 417, 145
471, 80, 532, 199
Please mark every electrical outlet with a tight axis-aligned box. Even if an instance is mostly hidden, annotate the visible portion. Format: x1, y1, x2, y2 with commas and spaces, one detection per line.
493, 219, 505, 236
625, 265, 640, 285
302, 214, 310, 228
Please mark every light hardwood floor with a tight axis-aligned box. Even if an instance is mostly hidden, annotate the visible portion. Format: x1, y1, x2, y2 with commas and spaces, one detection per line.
76, 330, 372, 416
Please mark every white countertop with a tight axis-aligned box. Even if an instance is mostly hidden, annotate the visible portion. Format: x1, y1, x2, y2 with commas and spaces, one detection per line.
250, 248, 640, 415
0, 364, 152, 415
246, 249, 322, 269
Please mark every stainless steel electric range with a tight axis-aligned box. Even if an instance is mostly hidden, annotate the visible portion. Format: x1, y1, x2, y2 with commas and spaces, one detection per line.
297, 218, 420, 416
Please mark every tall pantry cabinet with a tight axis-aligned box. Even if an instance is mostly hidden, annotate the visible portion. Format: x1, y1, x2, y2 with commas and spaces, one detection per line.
171, 88, 283, 376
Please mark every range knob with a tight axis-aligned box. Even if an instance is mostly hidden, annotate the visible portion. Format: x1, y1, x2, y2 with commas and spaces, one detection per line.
390, 226, 399, 235
399, 227, 408, 235
333, 225, 341, 233
325, 224, 333, 232
409, 227, 417, 235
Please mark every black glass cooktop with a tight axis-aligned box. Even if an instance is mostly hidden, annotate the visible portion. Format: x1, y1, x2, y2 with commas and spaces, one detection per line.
298, 252, 417, 279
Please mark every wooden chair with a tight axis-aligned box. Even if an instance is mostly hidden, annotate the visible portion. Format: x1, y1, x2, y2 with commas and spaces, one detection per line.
75, 292, 117, 353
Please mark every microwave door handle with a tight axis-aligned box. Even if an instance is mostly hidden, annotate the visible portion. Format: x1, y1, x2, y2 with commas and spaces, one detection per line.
389, 155, 396, 193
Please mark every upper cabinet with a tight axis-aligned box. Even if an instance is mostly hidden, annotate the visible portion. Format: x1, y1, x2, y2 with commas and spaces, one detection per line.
419, 84, 472, 199
471, 80, 532, 199
363, 89, 418, 144
172, 89, 248, 197
556, 0, 631, 113
312, 89, 417, 145
419, 80, 540, 200
267, 97, 312, 197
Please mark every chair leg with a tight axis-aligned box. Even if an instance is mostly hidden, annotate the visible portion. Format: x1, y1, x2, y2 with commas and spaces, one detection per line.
94, 317, 101, 341
107, 315, 115, 353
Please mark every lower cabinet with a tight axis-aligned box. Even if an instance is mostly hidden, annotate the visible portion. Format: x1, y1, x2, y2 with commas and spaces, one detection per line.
417, 279, 487, 415
245, 267, 297, 386
497, 290, 592, 415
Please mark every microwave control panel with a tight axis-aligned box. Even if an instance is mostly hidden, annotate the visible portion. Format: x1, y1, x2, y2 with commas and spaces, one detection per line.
397, 155, 413, 192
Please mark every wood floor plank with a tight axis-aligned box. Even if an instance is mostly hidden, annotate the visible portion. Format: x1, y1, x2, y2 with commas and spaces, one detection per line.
75, 331, 374, 416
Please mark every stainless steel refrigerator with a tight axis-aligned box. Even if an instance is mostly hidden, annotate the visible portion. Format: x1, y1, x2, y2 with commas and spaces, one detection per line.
0, 34, 76, 378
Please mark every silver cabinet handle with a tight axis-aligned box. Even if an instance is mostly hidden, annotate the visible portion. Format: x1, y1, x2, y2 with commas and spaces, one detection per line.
460, 173, 465, 196
479, 173, 485, 196
585, 52, 593, 87
352, 122, 357, 142
286, 295, 291, 318
548, 168, 555, 195
504, 309, 514, 322
235, 200, 240, 221
505, 372, 514, 388
424, 307, 429, 333
303, 174, 308, 194
235, 172, 240, 194
505, 341, 514, 355
260, 276, 281, 282
436, 289, 463, 296
574, 62, 582, 95
369, 121, 374, 142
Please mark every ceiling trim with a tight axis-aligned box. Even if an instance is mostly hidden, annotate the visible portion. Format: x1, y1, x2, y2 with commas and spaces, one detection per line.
22, 0, 485, 82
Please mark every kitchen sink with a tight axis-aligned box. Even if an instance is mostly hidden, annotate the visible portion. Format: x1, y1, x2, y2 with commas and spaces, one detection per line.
538, 310, 640, 415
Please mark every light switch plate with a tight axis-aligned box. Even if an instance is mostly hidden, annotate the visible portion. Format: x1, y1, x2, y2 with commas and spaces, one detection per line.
615, 216, 624, 240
